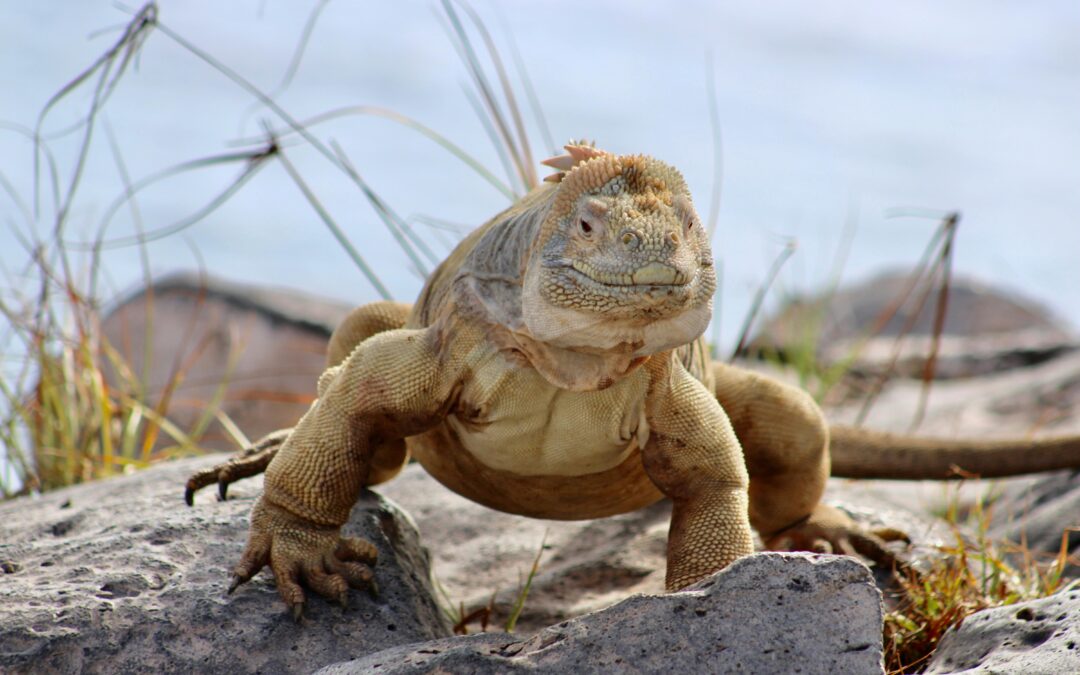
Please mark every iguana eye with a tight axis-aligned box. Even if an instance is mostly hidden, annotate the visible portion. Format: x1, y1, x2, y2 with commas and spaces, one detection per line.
579, 219, 593, 235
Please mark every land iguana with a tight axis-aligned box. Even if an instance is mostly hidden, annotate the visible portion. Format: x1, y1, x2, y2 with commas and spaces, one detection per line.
185, 143, 1080, 620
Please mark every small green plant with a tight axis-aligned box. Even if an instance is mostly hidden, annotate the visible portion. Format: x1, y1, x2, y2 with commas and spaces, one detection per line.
433, 531, 547, 635
883, 483, 1078, 673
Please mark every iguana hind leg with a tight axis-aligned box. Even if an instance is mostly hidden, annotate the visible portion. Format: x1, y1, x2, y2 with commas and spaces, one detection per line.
711, 362, 908, 570
183, 301, 413, 506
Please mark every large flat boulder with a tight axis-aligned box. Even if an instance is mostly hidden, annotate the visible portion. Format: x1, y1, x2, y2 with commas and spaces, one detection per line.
0, 456, 449, 674
318, 553, 885, 675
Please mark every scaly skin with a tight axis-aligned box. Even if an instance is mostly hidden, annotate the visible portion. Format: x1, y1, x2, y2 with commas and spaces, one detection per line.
185, 143, 1080, 619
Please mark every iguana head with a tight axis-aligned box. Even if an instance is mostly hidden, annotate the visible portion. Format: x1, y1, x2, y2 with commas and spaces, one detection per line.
522, 144, 716, 356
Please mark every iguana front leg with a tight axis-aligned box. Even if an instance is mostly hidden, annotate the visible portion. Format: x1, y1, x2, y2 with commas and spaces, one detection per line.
641, 355, 755, 590
184, 301, 412, 506
229, 327, 460, 618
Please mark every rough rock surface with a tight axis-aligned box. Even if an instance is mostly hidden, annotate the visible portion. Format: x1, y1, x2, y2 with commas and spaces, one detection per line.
927, 586, 1080, 674
317, 553, 885, 675
989, 470, 1080, 577
0, 456, 450, 675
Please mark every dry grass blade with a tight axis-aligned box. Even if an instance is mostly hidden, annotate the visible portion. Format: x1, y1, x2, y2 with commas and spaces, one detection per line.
439, 0, 535, 192
853, 211, 959, 427
270, 0, 331, 99
494, 7, 556, 156
452, 0, 537, 188
883, 483, 1076, 673
2, 120, 71, 225
704, 52, 724, 239
150, 18, 417, 286
505, 531, 547, 632
412, 214, 472, 252
911, 213, 959, 429
329, 140, 438, 273
730, 240, 796, 361
276, 143, 393, 298
232, 105, 516, 201
34, 2, 158, 225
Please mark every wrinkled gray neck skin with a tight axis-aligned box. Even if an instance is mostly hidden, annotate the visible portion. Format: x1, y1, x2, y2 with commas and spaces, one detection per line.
451, 187, 709, 392
451, 190, 549, 336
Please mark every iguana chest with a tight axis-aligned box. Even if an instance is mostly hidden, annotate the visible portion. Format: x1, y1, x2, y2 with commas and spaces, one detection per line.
440, 351, 651, 477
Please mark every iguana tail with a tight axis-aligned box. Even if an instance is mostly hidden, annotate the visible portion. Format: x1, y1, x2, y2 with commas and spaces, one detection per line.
828, 425, 1080, 479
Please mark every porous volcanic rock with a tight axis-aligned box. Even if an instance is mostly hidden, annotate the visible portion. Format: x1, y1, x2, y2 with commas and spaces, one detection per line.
317, 553, 885, 675
926, 587, 1080, 673
0, 456, 449, 675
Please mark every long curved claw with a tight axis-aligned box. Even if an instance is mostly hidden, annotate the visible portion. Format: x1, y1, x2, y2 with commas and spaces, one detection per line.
227, 575, 244, 595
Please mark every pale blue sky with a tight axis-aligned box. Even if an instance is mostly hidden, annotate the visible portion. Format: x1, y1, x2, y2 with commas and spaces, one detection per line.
2, 0, 1079, 346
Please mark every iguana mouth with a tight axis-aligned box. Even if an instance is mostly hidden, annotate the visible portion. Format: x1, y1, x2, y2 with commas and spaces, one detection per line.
570, 261, 691, 287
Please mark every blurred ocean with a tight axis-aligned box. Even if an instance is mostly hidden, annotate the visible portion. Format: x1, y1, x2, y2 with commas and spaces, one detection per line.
2, 0, 1079, 347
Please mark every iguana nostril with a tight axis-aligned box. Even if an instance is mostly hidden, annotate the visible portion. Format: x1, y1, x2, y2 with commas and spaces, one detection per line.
668, 232, 680, 245
621, 230, 641, 250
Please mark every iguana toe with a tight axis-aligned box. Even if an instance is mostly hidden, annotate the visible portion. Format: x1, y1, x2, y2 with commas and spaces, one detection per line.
226, 497, 380, 618
183, 429, 290, 505
765, 503, 912, 575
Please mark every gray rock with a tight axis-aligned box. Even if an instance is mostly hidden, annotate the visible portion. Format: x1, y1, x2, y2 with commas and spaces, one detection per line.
926, 586, 1080, 674
0, 455, 450, 675
746, 270, 1076, 380
990, 470, 1080, 576
317, 553, 885, 675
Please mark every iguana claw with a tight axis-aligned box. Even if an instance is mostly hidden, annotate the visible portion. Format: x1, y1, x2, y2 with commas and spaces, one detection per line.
227, 575, 243, 595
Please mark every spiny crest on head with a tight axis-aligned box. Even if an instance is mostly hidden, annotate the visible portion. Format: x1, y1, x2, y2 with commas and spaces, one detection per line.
539, 143, 685, 236
540, 140, 607, 183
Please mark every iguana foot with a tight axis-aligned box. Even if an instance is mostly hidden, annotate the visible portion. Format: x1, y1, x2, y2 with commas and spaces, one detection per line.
184, 428, 291, 506
764, 503, 911, 573
231, 496, 378, 621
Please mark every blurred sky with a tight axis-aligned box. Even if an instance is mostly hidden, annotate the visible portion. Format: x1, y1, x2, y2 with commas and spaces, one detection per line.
2, 0, 1079, 347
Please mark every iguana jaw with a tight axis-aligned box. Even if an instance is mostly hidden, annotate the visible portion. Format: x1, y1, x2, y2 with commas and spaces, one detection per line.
521, 257, 714, 356
569, 260, 691, 287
